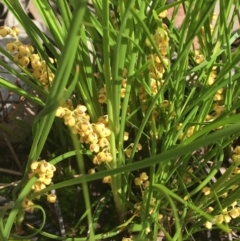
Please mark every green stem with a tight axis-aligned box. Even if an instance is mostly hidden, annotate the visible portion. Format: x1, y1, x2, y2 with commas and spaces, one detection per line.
102, 0, 123, 222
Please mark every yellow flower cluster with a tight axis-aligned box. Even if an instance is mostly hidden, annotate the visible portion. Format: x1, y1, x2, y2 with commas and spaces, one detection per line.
205, 201, 240, 229
124, 143, 142, 158
22, 198, 34, 212
138, 78, 163, 104
140, 24, 170, 119
194, 50, 205, 64
27, 160, 57, 204
177, 123, 196, 140
194, 51, 225, 123
203, 147, 240, 229
177, 104, 226, 140
148, 55, 169, 81
30, 54, 55, 90
1, 26, 55, 90
98, 68, 128, 104
134, 172, 149, 186
201, 14, 216, 42
98, 86, 107, 104
207, 69, 224, 104
207, 69, 217, 86
182, 168, 194, 184
134, 172, 151, 215
145, 24, 169, 80
205, 148, 240, 198
29, 160, 56, 187
0, 26, 19, 37
134, 196, 157, 217
56, 105, 113, 165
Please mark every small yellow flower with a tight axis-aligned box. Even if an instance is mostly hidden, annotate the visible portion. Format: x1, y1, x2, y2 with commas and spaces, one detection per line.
55, 107, 66, 118
97, 152, 107, 163
43, 178, 52, 185
233, 167, 240, 175
143, 180, 150, 189
229, 208, 239, 219
47, 193, 57, 203
88, 169, 95, 174
32, 181, 46, 191
0, 26, 11, 37
224, 214, 231, 223
6, 41, 19, 52
139, 172, 148, 181
98, 115, 108, 125
102, 176, 112, 183
194, 50, 205, 64
89, 143, 100, 153
98, 137, 109, 148
233, 146, 240, 154
207, 207, 214, 213
75, 105, 87, 114
22, 198, 34, 210
125, 148, 132, 158
134, 202, 141, 210
87, 133, 98, 143
158, 10, 168, 18
39, 161, 50, 173
18, 56, 30, 66
93, 122, 105, 134
232, 154, 240, 164
45, 170, 54, 178
221, 192, 228, 198
124, 132, 129, 141
231, 201, 238, 207
9, 26, 19, 37
205, 221, 212, 229
136, 143, 142, 151
215, 215, 224, 224
145, 227, 151, 234
134, 177, 143, 186
202, 186, 211, 195
30, 161, 39, 170
18, 45, 32, 56
64, 115, 75, 127
99, 127, 111, 138
105, 152, 113, 162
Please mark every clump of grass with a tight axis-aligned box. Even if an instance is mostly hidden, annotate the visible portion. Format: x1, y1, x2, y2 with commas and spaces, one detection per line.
0, 0, 240, 240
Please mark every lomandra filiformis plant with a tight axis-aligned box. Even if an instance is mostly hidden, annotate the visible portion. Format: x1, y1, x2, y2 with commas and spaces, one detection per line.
0, 0, 240, 240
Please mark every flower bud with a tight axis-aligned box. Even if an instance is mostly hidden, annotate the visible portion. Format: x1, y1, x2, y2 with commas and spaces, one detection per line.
229, 208, 239, 219
10, 26, 19, 37
90, 143, 100, 153
18, 56, 30, 66
205, 221, 212, 229
31, 161, 39, 170
55, 107, 66, 117
0, 26, 11, 37
139, 172, 148, 181
6, 41, 19, 52
102, 176, 112, 183
202, 186, 211, 195
47, 193, 57, 203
